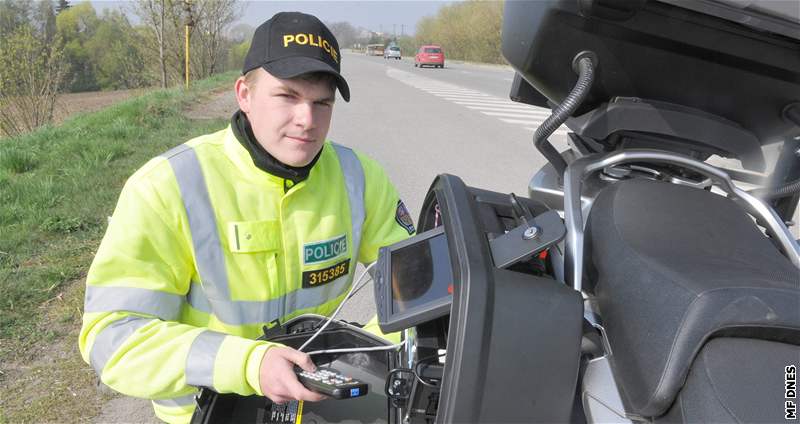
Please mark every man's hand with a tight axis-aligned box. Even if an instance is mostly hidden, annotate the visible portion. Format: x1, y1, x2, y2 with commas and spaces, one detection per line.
259, 346, 328, 404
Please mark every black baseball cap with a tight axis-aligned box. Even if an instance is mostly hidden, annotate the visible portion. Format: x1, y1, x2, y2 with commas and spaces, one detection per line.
243, 12, 350, 102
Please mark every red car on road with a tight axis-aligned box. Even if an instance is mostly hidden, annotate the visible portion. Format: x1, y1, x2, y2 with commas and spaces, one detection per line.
415, 45, 445, 68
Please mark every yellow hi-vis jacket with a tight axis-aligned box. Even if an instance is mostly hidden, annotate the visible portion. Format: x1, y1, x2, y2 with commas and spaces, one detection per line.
78, 126, 411, 423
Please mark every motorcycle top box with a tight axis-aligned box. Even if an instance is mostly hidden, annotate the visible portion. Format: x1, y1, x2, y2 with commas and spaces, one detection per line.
502, 0, 800, 164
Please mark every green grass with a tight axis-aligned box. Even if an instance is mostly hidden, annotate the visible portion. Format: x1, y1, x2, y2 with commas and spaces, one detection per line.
0, 71, 237, 360
0, 277, 114, 424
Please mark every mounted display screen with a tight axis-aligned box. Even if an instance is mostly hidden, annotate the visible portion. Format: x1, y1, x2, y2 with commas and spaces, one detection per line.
374, 226, 454, 333
391, 230, 453, 313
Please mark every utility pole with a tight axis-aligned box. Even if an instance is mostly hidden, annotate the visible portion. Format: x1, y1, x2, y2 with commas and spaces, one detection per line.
401, 24, 404, 37
183, 0, 194, 89
393, 23, 396, 39
160, 0, 166, 88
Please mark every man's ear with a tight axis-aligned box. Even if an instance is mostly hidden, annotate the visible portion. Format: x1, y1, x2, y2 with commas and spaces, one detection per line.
235, 77, 251, 113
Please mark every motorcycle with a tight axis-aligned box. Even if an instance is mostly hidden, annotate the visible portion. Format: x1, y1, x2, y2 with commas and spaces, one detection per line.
193, 1, 800, 422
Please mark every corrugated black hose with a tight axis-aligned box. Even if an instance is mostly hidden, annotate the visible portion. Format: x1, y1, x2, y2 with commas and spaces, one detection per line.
534, 51, 597, 178
753, 106, 800, 201
749, 178, 800, 200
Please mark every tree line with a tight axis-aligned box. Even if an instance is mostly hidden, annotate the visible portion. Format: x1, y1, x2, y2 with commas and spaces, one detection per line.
415, 1, 504, 64
0, 0, 245, 137
327, 1, 505, 65
0, 0, 506, 138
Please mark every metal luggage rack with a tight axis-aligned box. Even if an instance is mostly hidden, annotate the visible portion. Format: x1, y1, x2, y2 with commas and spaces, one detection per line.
563, 149, 800, 292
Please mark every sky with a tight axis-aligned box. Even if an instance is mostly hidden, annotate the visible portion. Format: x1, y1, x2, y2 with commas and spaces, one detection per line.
88, 1, 455, 35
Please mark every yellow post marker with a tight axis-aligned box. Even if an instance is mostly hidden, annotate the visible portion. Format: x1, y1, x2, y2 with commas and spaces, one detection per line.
183, 0, 193, 89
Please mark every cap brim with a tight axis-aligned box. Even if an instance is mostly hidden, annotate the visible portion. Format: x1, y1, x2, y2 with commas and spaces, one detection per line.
263, 56, 350, 102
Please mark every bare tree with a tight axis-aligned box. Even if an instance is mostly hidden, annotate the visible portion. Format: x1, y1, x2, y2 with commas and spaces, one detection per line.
0, 0, 33, 38
0, 25, 65, 137
132, 0, 241, 87
164, 0, 189, 82
192, 0, 242, 76
228, 22, 253, 43
131, 0, 168, 88
327, 21, 358, 49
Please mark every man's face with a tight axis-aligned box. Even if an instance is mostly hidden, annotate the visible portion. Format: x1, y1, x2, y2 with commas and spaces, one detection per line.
235, 68, 335, 167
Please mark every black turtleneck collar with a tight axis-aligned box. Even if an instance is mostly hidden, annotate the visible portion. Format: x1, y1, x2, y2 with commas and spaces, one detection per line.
231, 110, 322, 185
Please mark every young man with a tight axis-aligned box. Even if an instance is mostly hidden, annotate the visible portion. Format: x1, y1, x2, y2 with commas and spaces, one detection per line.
79, 12, 414, 423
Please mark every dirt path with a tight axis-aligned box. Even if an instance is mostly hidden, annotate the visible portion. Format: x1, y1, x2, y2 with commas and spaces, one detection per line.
53, 89, 152, 125
52, 85, 233, 127
183, 86, 238, 121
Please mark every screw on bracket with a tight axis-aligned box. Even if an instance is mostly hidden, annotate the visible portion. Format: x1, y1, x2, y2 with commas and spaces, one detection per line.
522, 226, 540, 240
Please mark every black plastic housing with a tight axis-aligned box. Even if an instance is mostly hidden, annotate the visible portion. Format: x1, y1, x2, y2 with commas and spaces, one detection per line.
501, 0, 800, 145
421, 175, 584, 423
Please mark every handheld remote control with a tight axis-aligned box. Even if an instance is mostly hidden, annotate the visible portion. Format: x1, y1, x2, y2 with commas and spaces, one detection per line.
294, 366, 368, 399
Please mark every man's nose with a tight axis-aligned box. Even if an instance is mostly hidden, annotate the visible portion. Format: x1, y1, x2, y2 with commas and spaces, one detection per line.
294, 102, 315, 129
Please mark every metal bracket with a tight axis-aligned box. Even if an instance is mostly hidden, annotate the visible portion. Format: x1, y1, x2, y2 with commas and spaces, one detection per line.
489, 210, 566, 269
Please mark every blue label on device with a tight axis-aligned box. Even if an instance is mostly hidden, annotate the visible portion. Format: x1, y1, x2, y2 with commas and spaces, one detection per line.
350, 388, 360, 397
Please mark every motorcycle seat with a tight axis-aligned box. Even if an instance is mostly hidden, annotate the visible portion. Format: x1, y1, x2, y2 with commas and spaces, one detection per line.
658, 337, 799, 423
585, 178, 800, 418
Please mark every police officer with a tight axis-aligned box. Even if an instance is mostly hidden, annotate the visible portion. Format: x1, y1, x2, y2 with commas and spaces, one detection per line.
79, 12, 414, 423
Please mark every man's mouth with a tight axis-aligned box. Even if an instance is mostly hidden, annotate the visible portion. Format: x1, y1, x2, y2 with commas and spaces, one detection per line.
286, 135, 315, 143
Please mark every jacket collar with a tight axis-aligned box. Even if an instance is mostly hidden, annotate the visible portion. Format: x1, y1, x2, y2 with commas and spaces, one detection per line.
230, 110, 322, 184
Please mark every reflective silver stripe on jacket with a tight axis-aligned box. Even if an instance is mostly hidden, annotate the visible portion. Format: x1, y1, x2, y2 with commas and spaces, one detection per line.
185, 330, 226, 389
185, 274, 352, 324
331, 143, 366, 281
90, 316, 152, 374
165, 145, 232, 304
167, 142, 366, 325
152, 392, 197, 408
84, 286, 183, 321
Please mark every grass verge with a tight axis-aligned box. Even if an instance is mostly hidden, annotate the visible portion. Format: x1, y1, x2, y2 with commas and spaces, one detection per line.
0, 71, 236, 423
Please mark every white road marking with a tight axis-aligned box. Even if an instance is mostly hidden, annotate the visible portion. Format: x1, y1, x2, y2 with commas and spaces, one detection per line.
386, 68, 570, 142
459, 103, 552, 113
481, 111, 552, 119
425, 90, 492, 96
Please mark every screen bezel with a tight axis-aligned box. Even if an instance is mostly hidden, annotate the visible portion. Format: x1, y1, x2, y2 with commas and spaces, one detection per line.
375, 226, 453, 333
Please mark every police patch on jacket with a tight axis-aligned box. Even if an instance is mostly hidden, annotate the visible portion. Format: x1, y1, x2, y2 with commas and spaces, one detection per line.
395, 200, 415, 235
302, 259, 350, 288
303, 234, 347, 265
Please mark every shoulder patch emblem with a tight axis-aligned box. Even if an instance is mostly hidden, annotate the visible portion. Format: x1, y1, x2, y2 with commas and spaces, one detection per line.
395, 200, 415, 235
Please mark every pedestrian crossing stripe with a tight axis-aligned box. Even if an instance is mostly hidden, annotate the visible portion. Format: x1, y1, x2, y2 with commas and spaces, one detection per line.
386, 68, 570, 142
